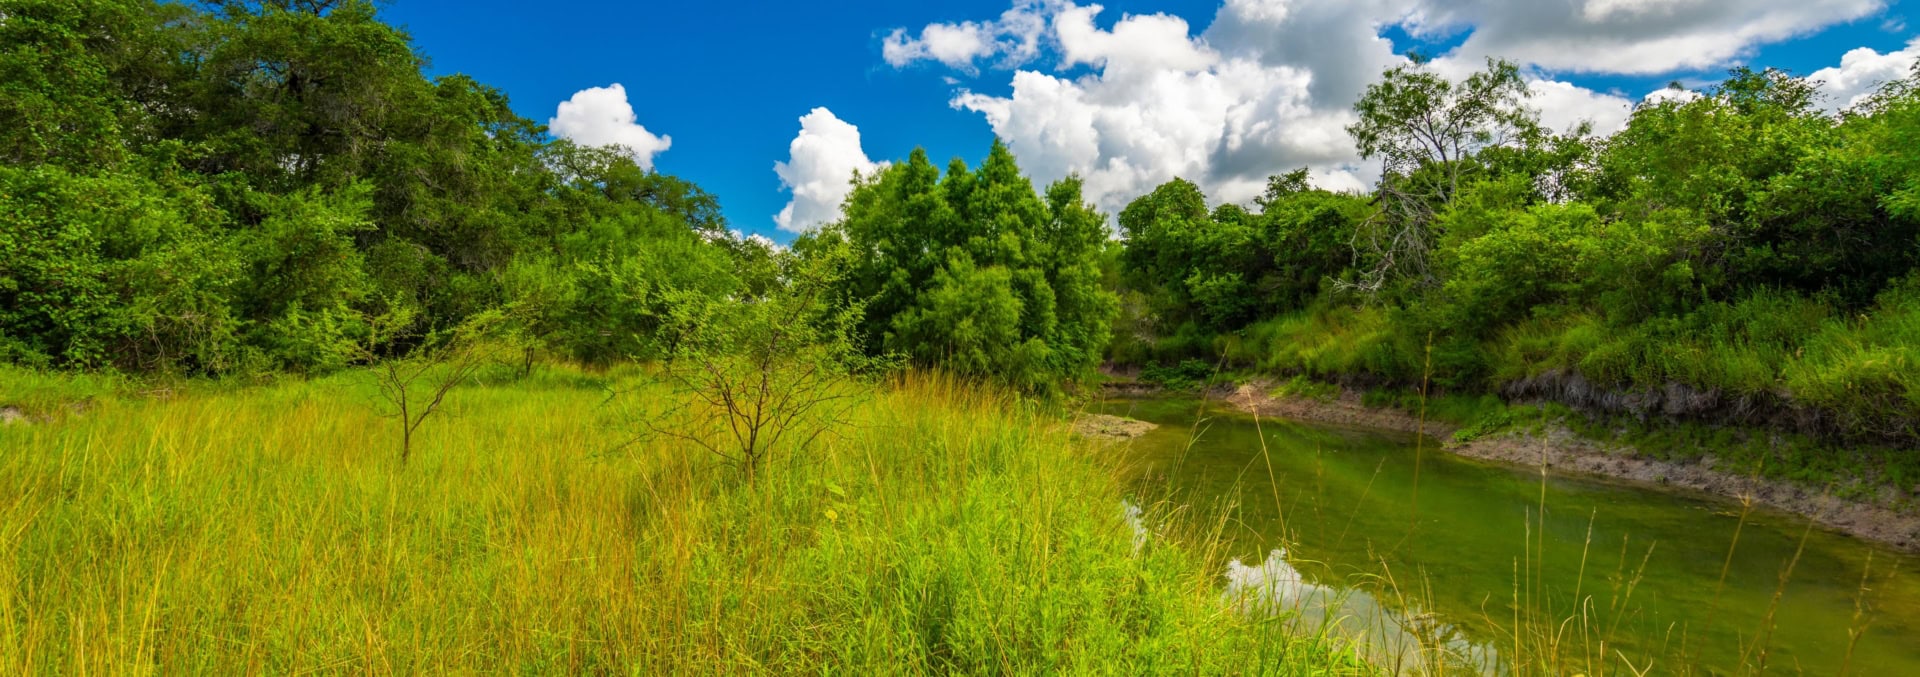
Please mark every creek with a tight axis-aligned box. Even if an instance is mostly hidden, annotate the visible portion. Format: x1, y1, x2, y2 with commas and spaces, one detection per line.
1098, 397, 1920, 675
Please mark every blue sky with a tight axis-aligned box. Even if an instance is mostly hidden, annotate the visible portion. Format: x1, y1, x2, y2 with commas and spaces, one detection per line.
378, 1, 1918, 242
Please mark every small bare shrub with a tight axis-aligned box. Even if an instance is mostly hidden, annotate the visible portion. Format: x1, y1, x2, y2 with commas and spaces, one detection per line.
642, 246, 892, 483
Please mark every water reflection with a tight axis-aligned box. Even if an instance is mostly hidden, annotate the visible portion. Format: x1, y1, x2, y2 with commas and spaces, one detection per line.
1225, 548, 1504, 675
1123, 501, 1148, 553
1099, 397, 1920, 675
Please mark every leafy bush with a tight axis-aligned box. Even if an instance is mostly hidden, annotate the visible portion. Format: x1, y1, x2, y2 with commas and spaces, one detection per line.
1116, 173, 1368, 335
0, 165, 240, 371
1138, 359, 1216, 391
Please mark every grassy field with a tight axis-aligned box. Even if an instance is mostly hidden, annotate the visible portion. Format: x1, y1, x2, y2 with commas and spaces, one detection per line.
0, 363, 1364, 674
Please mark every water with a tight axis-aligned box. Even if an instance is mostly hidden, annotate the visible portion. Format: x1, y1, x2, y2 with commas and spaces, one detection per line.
1099, 397, 1920, 675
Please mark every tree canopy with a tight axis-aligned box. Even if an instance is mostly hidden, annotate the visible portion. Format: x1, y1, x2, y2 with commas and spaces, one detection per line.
1115, 58, 1920, 443
805, 143, 1117, 393
0, 0, 749, 373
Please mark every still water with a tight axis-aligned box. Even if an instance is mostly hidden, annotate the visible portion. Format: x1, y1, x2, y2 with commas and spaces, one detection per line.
1097, 397, 1918, 675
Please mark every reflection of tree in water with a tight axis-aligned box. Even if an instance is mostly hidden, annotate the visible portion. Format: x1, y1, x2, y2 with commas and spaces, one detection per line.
1225, 549, 1504, 675
1108, 397, 1920, 675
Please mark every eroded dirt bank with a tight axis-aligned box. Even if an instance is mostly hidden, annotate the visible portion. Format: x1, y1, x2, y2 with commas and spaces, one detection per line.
1207, 381, 1920, 552
1072, 413, 1159, 441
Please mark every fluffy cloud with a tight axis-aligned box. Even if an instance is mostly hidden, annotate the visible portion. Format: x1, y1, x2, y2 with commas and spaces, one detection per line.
947, 1, 1630, 211
885, 0, 1890, 217
774, 108, 885, 233
1642, 86, 1705, 106
881, 1, 1051, 72
882, 23, 995, 71
1526, 79, 1634, 136
945, 3, 1380, 211
1051, 4, 1216, 73
1809, 37, 1920, 111
1416, 0, 1885, 74
548, 84, 672, 170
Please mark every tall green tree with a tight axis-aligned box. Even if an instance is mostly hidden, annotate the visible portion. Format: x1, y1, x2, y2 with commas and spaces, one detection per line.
1116, 171, 1369, 339
1596, 68, 1918, 305
815, 142, 1116, 393
1346, 58, 1541, 292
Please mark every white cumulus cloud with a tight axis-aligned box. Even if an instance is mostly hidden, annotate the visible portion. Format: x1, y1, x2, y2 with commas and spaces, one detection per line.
881, 1, 1052, 73
883, 0, 1894, 217
1809, 37, 1920, 111
1524, 77, 1634, 136
883, 23, 995, 71
549, 84, 673, 170
944, 2, 1381, 212
774, 108, 886, 233
1051, 4, 1217, 73
1416, 0, 1886, 75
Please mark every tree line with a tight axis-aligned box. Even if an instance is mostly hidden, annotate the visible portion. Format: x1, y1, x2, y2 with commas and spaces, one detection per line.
1117, 57, 1920, 444
0, 0, 1117, 397
9, 0, 1920, 445
2, 0, 762, 374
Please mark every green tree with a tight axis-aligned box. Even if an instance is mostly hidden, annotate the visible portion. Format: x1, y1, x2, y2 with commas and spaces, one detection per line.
0, 165, 241, 370
1114, 172, 1368, 344
0, 0, 746, 375
819, 142, 1116, 393
1595, 67, 1916, 305
1346, 58, 1540, 291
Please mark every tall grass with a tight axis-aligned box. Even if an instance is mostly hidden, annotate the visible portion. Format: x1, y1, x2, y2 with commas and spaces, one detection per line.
1220, 284, 1920, 496
1236, 284, 1920, 440
0, 365, 1364, 673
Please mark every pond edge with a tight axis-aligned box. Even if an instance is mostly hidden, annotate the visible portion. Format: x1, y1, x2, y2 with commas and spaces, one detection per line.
1204, 380, 1920, 552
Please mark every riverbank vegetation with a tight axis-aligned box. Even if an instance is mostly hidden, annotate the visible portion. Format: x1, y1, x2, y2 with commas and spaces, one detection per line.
1112, 56, 1920, 495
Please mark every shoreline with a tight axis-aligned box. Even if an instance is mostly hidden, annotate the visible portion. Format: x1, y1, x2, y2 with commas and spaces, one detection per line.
1192, 381, 1920, 552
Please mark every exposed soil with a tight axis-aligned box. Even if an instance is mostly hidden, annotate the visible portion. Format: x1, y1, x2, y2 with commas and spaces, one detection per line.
1213, 381, 1920, 552
0, 406, 25, 427
1452, 426, 1920, 551
1215, 382, 1455, 437
1073, 414, 1160, 441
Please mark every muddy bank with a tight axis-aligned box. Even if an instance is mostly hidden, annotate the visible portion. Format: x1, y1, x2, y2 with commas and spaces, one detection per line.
1451, 426, 1920, 551
1212, 381, 1920, 552
1073, 414, 1159, 441
1213, 382, 1455, 437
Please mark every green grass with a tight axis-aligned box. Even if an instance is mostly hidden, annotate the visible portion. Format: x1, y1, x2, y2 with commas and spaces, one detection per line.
1268, 375, 1341, 403
1235, 305, 1413, 380
0, 364, 1365, 673
0, 364, 136, 422
1234, 287, 1920, 435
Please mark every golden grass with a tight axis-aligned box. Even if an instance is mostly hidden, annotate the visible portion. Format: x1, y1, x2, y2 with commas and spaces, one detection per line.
0, 365, 1363, 674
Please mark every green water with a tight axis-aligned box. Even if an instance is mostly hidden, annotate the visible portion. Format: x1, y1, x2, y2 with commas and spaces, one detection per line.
1099, 397, 1919, 676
